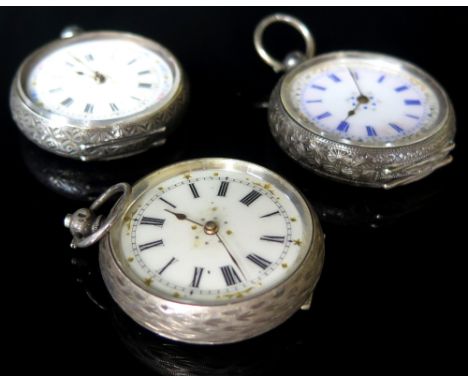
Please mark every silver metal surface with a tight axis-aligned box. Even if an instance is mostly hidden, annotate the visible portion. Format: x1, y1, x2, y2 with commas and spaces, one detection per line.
65, 182, 131, 248
66, 158, 325, 344
254, 13, 316, 73
10, 30, 188, 161
255, 15, 456, 189
60, 25, 83, 39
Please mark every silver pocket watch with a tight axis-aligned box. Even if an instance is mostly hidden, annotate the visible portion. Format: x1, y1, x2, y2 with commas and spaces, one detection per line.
254, 14, 456, 189
65, 158, 324, 344
10, 26, 188, 161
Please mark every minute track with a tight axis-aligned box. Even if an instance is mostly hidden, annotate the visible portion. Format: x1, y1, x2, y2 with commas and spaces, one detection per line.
128, 170, 299, 300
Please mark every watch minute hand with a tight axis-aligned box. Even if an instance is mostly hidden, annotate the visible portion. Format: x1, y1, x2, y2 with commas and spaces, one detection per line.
215, 232, 247, 280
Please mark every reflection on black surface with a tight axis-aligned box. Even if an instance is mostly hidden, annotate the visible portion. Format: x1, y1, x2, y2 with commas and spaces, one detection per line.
300, 181, 442, 229
20, 126, 189, 201
69, 249, 311, 376
112, 306, 308, 376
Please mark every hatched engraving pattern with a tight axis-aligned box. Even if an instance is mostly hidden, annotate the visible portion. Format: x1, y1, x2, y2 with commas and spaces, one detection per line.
10, 77, 188, 161
268, 82, 456, 188
99, 224, 324, 345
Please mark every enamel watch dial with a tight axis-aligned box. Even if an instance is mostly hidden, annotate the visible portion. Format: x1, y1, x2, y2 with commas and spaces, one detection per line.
65, 158, 324, 344
283, 57, 442, 147
256, 14, 456, 189
10, 28, 187, 161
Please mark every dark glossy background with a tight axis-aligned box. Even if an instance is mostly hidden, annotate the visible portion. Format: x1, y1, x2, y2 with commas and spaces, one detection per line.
1, 7, 467, 376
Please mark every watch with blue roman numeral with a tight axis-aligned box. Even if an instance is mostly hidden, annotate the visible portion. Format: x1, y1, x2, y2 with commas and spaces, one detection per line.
64, 158, 324, 344
10, 26, 188, 161
254, 14, 456, 189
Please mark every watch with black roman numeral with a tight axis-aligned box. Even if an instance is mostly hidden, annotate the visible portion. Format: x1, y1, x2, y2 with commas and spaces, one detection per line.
10, 26, 188, 161
64, 158, 324, 344
254, 14, 456, 189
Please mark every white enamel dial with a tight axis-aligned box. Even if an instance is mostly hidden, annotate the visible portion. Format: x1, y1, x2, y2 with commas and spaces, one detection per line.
116, 161, 313, 304
24, 34, 176, 121
282, 54, 447, 147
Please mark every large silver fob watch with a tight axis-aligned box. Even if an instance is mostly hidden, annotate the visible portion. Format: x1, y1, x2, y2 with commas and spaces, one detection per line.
64, 158, 324, 344
254, 14, 456, 189
10, 26, 188, 161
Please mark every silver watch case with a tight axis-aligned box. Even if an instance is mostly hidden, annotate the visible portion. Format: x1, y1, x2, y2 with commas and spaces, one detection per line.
65, 158, 325, 344
268, 51, 456, 189
10, 30, 188, 161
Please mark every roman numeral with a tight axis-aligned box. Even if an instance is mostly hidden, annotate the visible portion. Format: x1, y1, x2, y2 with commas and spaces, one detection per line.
84, 103, 94, 113
337, 120, 350, 132
127, 58, 137, 65
404, 99, 421, 106
191, 267, 204, 288
395, 85, 409, 92
328, 73, 341, 82
246, 254, 272, 270
159, 257, 176, 275
160, 197, 176, 209
188, 183, 200, 198
220, 265, 242, 286
260, 211, 280, 218
260, 235, 285, 243
366, 126, 377, 137
138, 83, 152, 88
61, 97, 73, 107
389, 123, 404, 133
140, 217, 165, 227
311, 84, 326, 91
240, 190, 261, 206
139, 239, 163, 251
85, 54, 94, 61
317, 111, 332, 120
110, 103, 119, 112
138, 70, 150, 75
217, 181, 229, 197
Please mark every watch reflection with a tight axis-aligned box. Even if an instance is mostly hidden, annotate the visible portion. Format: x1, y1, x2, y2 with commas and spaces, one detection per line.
68, 249, 316, 375
20, 126, 189, 201
251, 127, 450, 229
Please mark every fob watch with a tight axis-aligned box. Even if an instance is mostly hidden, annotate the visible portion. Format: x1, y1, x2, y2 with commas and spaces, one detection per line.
64, 158, 324, 344
10, 26, 188, 161
254, 14, 455, 189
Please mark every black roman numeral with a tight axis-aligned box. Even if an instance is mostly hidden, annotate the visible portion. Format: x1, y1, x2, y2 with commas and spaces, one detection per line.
110, 103, 119, 112
84, 103, 94, 113
61, 97, 73, 107
260, 235, 285, 243
260, 211, 280, 218
160, 197, 176, 209
246, 254, 272, 270
220, 265, 242, 286
140, 217, 165, 227
85, 54, 94, 61
191, 267, 204, 288
189, 183, 200, 198
159, 257, 176, 274
240, 190, 261, 206
217, 181, 229, 197
139, 239, 164, 251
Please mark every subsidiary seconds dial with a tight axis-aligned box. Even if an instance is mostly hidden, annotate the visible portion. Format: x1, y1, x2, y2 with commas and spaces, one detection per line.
124, 170, 306, 302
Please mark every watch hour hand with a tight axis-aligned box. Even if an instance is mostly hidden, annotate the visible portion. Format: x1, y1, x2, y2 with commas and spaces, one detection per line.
163, 209, 203, 227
